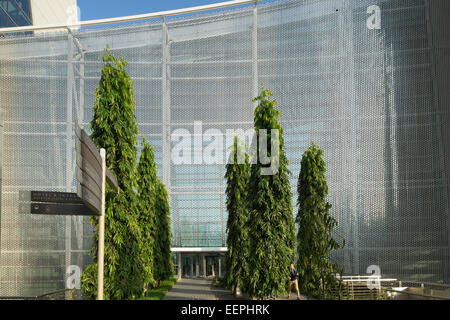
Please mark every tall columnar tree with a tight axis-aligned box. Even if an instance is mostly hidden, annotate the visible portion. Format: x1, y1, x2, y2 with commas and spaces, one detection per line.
224, 137, 250, 294
81, 47, 145, 299
245, 88, 296, 299
137, 138, 158, 289
296, 142, 343, 299
153, 178, 173, 284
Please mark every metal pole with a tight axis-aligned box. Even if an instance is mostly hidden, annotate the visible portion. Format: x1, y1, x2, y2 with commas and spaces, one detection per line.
162, 17, 171, 190
65, 33, 74, 298
252, 2, 258, 102
66, 33, 74, 190
75, 49, 85, 262
79, 50, 85, 124
97, 148, 106, 300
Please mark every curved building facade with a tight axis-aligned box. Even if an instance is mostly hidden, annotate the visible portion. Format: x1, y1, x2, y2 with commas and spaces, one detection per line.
0, 0, 449, 296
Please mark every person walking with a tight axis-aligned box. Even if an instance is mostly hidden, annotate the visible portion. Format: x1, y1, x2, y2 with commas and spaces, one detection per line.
288, 262, 301, 300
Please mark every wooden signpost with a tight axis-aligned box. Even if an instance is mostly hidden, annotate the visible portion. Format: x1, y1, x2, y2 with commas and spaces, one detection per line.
75, 124, 119, 214
20, 124, 119, 300
75, 123, 119, 300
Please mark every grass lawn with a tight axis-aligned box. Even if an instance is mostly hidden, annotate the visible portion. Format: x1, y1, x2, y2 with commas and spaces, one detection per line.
136, 278, 177, 300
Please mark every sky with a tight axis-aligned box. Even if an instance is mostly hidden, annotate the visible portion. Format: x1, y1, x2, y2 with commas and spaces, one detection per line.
77, 0, 229, 21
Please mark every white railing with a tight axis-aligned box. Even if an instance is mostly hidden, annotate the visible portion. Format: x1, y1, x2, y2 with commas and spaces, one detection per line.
0, 0, 258, 34
335, 275, 398, 283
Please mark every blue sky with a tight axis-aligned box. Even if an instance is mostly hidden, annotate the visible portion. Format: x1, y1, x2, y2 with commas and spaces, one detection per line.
77, 0, 228, 20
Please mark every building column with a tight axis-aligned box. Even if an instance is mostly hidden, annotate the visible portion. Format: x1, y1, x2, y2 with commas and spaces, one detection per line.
202, 255, 206, 278
340, 1, 359, 274
177, 253, 182, 280
196, 256, 199, 278
218, 256, 221, 278
425, 0, 450, 278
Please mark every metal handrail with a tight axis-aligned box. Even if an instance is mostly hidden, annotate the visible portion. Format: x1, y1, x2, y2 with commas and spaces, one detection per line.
334, 275, 397, 282
386, 288, 450, 300
339, 279, 398, 282
335, 275, 450, 289
0, 0, 258, 34
0, 289, 77, 300
398, 281, 450, 289
333, 274, 450, 300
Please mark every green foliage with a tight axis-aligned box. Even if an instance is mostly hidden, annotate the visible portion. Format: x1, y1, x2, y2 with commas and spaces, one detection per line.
135, 278, 177, 300
80, 263, 97, 298
295, 142, 343, 299
81, 192, 145, 299
80, 47, 173, 299
89, 47, 139, 192
245, 88, 296, 299
224, 137, 250, 293
137, 138, 158, 289
137, 137, 173, 286
212, 277, 226, 288
81, 47, 145, 299
153, 179, 173, 284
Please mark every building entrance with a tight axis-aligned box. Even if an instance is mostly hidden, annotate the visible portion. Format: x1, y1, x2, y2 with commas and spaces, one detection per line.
173, 250, 226, 279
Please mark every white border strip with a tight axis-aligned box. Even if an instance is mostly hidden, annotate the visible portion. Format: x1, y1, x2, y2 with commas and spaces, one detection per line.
171, 247, 228, 252
0, 0, 258, 34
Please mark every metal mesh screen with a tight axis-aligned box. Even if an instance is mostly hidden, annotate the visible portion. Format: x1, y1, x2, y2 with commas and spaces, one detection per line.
0, 0, 448, 296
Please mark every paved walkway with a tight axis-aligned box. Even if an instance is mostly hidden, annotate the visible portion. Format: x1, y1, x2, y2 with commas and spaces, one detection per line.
163, 278, 236, 300
163, 278, 307, 300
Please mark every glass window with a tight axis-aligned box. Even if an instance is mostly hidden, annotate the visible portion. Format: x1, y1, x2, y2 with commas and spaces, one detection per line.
0, 0, 32, 27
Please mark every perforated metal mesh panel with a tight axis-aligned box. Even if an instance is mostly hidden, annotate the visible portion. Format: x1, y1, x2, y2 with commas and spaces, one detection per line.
0, 0, 448, 296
